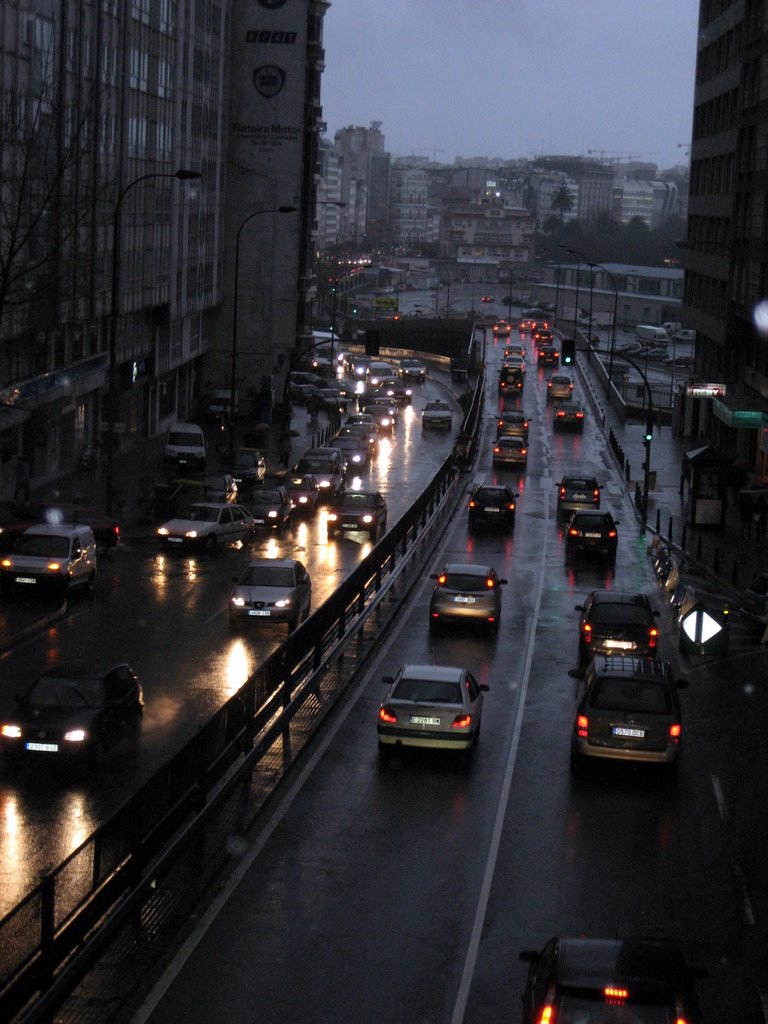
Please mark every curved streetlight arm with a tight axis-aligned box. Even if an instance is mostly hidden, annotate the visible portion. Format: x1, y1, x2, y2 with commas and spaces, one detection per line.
229, 205, 297, 461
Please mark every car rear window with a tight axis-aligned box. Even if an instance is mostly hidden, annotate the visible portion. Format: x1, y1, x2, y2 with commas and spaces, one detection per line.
573, 514, 610, 528
442, 573, 489, 592
589, 603, 650, 626
590, 678, 672, 714
474, 488, 506, 502
341, 493, 376, 508
565, 479, 596, 489
392, 679, 462, 704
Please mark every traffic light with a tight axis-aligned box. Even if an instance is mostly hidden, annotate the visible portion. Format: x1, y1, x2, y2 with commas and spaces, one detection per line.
643, 427, 653, 443
561, 336, 575, 364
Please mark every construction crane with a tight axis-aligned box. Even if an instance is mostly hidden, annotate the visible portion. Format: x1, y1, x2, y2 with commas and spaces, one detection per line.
586, 150, 659, 163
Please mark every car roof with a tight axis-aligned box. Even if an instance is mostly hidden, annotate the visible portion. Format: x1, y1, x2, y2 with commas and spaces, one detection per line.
20, 523, 93, 538
399, 664, 465, 682
555, 937, 689, 993
244, 557, 301, 570
561, 475, 598, 485
497, 435, 525, 444
586, 590, 649, 606
587, 655, 673, 679
500, 410, 527, 419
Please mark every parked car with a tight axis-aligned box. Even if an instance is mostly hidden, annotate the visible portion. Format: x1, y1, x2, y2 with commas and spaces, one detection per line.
421, 400, 453, 431
565, 510, 619, 564
1, 523, 97, 596
467, 483, 516, 532
575, 590, 659, 669
229, 558, 311, 632
492, 434, 528, 468
163, 422, 207, 474
429, 562, 507, 631
377, 664, 488, 754
248, 486, 293, 534
157, 503, 256, 551
0, 663, 143, 769
570, 656, 687, 769
326, 489, 388, 540
557, 476, 601, 517
315, 387, 349, 417
283, 474, 321, 517
399, 358, 427, 382
519, 936, 703, 1023
553, 398, 586, 429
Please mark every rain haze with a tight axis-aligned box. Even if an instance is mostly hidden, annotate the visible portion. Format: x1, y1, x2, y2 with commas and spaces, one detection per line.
321, 0, 700, 169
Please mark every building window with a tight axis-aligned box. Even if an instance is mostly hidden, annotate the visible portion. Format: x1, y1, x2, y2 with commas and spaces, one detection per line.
131, 0, 150, 25
130, 48, 149, 92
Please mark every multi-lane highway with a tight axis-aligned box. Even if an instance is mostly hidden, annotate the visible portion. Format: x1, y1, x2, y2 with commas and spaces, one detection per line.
130, 332, 766, 1022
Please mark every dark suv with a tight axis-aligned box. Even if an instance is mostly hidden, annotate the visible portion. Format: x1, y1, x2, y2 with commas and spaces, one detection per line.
571, 656, 687, 768
575, 590, 659, 669
467, 483, 517, 532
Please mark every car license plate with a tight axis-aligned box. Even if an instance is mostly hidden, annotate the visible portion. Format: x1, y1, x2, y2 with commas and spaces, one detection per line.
26, 741, 58, 752
247, 609, 270, 617
454, 596, 476, 604
167, 537, 183, 544
254, 518, 266, 525
486, 507, 500, 512
584, 531, 602, 538
15, 576, 37, 584
613, 726, 645, 738
574, 492, 587, 499
410, 716, 440, 726
605, 639, 634, 650
343, 520, 358, 527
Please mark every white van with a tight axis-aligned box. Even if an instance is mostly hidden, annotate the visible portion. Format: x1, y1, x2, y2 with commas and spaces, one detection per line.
635, 325, 670, 346
164, 423, 207, 473
1, 523, 97, 596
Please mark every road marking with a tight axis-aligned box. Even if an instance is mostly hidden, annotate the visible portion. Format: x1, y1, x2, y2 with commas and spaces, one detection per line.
450, 479, 551, 1024
711, 773, 757, 928
711, 772, 727, 821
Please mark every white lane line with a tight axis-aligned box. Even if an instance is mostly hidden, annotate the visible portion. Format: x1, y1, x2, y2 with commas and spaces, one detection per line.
711, 774, 757, 928
711, 772, 728, 821
450, 486, 551, 1024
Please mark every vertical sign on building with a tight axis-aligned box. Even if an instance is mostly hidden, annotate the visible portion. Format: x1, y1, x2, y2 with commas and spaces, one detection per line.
228, 1, 304, 396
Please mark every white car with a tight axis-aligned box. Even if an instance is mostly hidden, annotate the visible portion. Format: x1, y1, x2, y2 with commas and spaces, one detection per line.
399, 358, 427, 383
157, 503, 256, 551
421, 400, 453, 431
229, 558, 311, 632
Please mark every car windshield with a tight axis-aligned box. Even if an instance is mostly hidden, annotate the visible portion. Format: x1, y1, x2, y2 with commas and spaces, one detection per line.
442, 573, 488, 592
425, 402, 448, 411
556, 994, 671, 1021
235, 452, 263, 468
256, 491, 284, 504
590, 677, 671, 714
392, 679, 462, 704
240, 566, 295, 587
296, 459, 333, 474
341, 493, 376, 508
287, 477, 314, 489
565, 479, 595, 489
13, 534, 70, 557
589, 604, 650, 626
28, 676, 103, 708
168, 432, 201, 446
186, 506, 219, 522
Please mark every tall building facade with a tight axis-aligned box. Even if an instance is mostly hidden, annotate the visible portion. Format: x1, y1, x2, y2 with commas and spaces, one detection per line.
680, 0, 768, 471
0, 0, 326, 496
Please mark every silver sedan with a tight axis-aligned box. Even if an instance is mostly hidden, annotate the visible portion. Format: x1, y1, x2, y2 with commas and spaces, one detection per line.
428, 562, 507, 632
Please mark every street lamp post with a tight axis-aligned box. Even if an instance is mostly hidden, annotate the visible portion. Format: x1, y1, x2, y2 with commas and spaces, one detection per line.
554, 263, 560, 326
106, 168, 200, 516
586, 263, 595, 359
229, 205, 297, 462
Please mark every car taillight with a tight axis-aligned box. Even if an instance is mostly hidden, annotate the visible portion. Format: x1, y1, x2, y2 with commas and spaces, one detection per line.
559, 487, 566, 498
486, 577, 495, 588
608, 529, 617, 537
568, 527, 579, 536
452, 714, 472, 730
583, 623, 592, 643
497, 420, 503, 429
506, 502, 516, 511
379, 706, 397, 725
547, 381, 552, 389
669, 723, 682, 742
648, 627, 658, 649
468, 500, 477, 508
576, 412, 584, 418
537, 1007, 555, 1024
557, 410, 564, 417
604, 986, 628, 1000
437, 574, 446, 585
493, 447, 501, 454
521, 448, 527, 455
577, 714, 588, 737
593, 489, 600, 500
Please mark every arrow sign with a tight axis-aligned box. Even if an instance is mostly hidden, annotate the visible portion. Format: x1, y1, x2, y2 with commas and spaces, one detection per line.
680, 602, 729, 655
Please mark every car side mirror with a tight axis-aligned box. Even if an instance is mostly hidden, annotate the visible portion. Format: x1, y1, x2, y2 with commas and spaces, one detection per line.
480, 683, 490, 692
498, 578, 508, 585
568, 668, 584, 679
429, 573, 438, 580
382, 675, 394, 685
518, 950, 540, 965
574, 604, 584, 611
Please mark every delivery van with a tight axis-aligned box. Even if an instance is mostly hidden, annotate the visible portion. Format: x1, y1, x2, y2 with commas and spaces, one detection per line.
635, 325, 670, 346
163, 423, 207, 473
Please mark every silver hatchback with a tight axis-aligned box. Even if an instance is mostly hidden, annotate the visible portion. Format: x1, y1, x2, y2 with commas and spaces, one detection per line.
429, 562, 507, 631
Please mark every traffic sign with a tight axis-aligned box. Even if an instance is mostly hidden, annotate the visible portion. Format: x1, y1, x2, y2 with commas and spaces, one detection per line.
679, 601, 729, 655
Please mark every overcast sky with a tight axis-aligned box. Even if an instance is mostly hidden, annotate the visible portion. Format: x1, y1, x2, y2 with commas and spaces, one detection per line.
320, 0, 700, 170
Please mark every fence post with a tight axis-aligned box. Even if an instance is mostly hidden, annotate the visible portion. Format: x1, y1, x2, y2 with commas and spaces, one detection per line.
668, 517, 673, 544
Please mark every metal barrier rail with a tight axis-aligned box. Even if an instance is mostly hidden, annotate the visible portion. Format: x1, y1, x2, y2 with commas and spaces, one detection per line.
1, 384, 482, 1022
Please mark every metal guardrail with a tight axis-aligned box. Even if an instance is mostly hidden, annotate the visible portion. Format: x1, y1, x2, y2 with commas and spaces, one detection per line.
2, 375, 484, 1024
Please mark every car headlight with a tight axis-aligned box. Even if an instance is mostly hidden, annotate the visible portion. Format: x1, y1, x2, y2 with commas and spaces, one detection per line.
327, 513, 338, 522
381, 418, 390, 427
352, 454, 362, 463
185, 530, 199, 539
362, 514, 373, 523
319, 480, 330, 488
298, 495, 307, 503
1, 724, 21, 738
268, 510, 278, 518
157, 527, 169, 536
231, 596, 246, 607
275, 598, 291, 608
63, 729, 87, 743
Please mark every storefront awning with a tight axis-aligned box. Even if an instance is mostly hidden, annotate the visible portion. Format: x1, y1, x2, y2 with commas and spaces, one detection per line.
712, 393, 768, 429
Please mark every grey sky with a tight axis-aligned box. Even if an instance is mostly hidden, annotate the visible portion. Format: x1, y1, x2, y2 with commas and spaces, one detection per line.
321, 0, 700, 169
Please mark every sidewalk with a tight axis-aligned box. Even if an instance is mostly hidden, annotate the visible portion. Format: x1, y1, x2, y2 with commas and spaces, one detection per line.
575, 348, 767, 601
